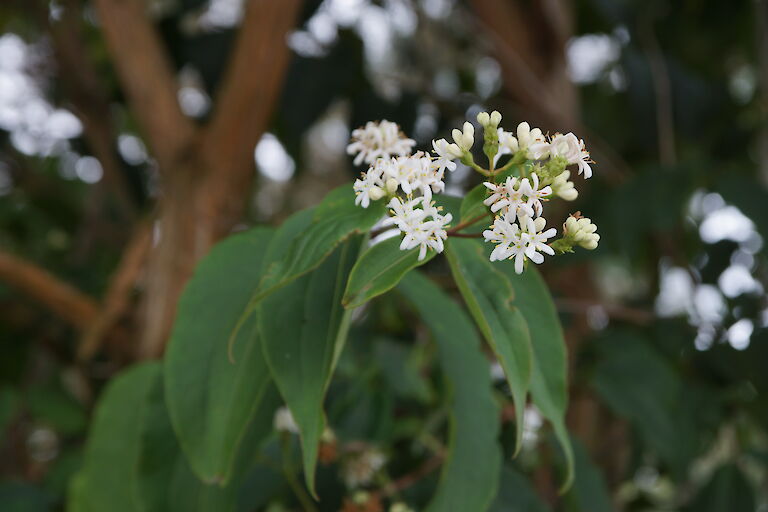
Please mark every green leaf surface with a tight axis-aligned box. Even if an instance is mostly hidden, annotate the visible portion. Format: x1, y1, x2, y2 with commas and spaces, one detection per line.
489, 465, 550, 512
459, 183, 489, 224
256, 185, 385, 303
561, 439, 615, 512
77, 363, 159, 512
686, 464, 755, 512
398, 271, 501, 512
445, 238, 532, 453
76, 362, 253, 512
501, 265, 574, 492
164, 227, 277, 484
259, 239, 359, 497
343, 236, 434, 308
591, 331, 702, 478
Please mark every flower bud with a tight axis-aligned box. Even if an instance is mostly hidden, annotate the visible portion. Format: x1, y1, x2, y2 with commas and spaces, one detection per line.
476, 111, 490, 126
385, 178, 399, 194
552, 171, 578, 201
490, 110, 502, 127
368, 186, 385, 201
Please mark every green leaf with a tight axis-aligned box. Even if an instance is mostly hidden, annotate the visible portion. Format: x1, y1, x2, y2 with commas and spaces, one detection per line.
77, 362, 254, 512
445, 238, 532, 454
459, 183, 489, 224
77, 363, 159, 512
259, 239, 360, 497
686, 464, 755, 512
561, 439, 615, 512
165, 227, 277, 484
0, 483, 53, 512
489, 465, 550, 512
343, 237, 434, 308
591, 331, 701, 478
398, 271, 501, 512
501, 266, 574, 492
256, 185, 385, 303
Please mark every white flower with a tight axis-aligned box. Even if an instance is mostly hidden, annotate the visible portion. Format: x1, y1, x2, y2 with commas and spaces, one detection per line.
552, 170, 578, 201
387, 197, 451, 260
342, 449, 387, 489
500, 122, 545, 159
482, 213, 528, 271
518, 172, 552, 217
385, 197, 427, 231
565, 215, 600, 249
347, 120, 416, 166
411, 154, 445, 202
532, 132, 593, 178
482, 176, 534, 220
483, 214, 556, 273
483, 212, 525, 265
432, 138, 461, 172
374, 153, 446, 202
353, 161, 386, 208
521, 216, 556, 265
451, 121, 475, 151
274, 406, 299, 434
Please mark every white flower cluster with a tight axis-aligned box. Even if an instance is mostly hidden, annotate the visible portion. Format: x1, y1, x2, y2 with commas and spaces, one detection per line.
347, 120, 416, 166
349, 121, 454, 261
347, 113, 600, 272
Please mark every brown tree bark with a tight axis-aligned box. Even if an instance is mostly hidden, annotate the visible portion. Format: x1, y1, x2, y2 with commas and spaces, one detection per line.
90, 0, 304, 358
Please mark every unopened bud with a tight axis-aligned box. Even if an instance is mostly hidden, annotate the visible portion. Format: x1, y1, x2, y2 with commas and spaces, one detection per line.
368, 186, 385, 201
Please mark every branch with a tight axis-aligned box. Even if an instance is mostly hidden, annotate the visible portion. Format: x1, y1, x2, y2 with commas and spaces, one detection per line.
0, 251, 98, 331
202, 0, 303, 202
639, 10, 676, 166
78, 221, 152, 361
91, 0, 196, 170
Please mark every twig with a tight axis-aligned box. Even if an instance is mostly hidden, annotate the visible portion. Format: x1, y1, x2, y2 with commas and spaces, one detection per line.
377, 455, 444, 499
0, 250, 99, 331
78, 221, 152, 361
639, 10, 677, 166
446, 213, 491, 235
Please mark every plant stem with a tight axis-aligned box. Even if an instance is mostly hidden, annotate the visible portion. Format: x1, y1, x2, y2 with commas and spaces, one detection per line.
446, 213, 491, 235
449, 232, 484, 238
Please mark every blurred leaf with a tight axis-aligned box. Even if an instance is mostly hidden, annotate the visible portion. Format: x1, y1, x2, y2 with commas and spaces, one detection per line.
259, 239, 359, 497
373, 338, 433, 403
256, 185, 385, 304
445, 238, 532, 453
398, 271, 501, 512
26, 382, 86, 435
489, 465, 550, 512
0, 482, 53, 512
591, 331, 700, 478
78, 362, 251, 512
500, 266, 574, 492
0, 386, 18, 436
686, 464, 755, 512
343, 237, 434, 308
77, 363, 158, 511
561, 439, 615, 512
165, 227, 277, 484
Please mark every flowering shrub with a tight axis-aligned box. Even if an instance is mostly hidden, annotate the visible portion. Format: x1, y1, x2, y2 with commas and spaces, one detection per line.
74, 111, 600, 511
